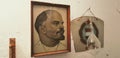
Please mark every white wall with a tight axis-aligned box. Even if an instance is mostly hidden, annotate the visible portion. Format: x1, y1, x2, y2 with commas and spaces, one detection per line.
0, 0, 120, 58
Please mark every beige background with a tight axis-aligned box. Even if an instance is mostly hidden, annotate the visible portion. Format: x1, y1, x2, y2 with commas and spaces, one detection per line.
0, 0, 120, 58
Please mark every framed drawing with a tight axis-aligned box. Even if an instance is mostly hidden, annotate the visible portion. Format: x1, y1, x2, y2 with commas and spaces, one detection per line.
31, 1, 71, 57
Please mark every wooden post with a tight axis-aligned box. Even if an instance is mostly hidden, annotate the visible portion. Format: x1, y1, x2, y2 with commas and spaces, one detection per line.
9, 38, 16, 58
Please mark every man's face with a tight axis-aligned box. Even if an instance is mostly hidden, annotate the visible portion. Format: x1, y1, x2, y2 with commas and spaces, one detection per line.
42, 11, 65, 40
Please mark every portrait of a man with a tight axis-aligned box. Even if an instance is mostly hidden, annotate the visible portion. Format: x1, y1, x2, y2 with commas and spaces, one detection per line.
35, 10, 65, 47
31, 2, 70, 56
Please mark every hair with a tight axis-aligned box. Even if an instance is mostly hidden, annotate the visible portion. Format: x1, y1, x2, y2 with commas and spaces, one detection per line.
35, 10, 47, 33
35, 10, 59, 33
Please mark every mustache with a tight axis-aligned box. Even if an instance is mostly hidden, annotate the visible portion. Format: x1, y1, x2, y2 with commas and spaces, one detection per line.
56, 28, 64, 34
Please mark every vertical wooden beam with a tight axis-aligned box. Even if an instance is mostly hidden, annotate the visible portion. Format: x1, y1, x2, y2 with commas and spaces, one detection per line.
9, 38, 16, 58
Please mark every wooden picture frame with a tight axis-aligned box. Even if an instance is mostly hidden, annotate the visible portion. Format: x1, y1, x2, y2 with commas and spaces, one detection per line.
31, 1, 71, 57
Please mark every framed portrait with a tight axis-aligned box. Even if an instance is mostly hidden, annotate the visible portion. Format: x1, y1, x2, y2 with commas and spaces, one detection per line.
31, 1, 71, 57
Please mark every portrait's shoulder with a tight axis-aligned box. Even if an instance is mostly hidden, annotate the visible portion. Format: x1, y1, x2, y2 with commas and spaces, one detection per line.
57, 42, 67, 50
